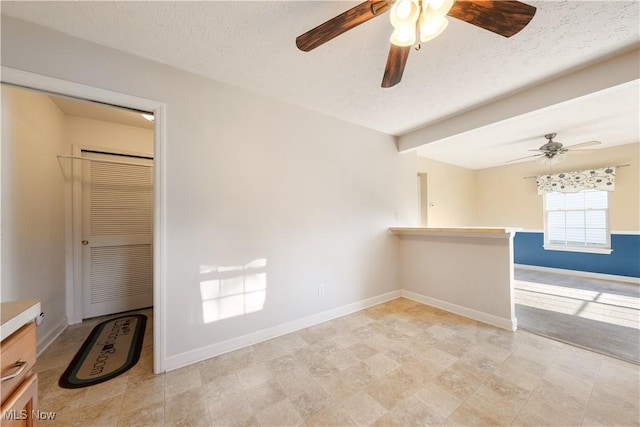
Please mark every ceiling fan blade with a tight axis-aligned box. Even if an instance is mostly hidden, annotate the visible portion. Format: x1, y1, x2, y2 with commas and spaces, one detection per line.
505, 153, 543, 163
296, 0, 391, 52
382, 44, 411, 88
565, 140, 602, 150
448, 0, 536, 38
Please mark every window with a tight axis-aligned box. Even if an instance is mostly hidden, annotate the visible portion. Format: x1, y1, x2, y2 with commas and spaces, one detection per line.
543, 189, 611, 254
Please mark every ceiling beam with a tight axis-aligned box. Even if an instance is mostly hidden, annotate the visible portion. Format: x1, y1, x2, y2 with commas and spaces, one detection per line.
398, 46, 640, 152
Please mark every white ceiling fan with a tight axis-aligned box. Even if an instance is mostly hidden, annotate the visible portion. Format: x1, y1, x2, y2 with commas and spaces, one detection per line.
506, 133, 601, 164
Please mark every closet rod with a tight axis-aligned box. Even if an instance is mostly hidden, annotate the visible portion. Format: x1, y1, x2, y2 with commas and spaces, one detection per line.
57, 154, 154, 168
522, 163, 630, 179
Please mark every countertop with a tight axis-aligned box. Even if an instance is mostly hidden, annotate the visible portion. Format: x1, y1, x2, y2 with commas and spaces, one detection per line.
389, 227, 522, 238
1, 299, 40, 341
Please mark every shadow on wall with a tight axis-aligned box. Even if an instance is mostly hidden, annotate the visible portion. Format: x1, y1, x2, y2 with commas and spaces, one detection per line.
199, 259, 267, 323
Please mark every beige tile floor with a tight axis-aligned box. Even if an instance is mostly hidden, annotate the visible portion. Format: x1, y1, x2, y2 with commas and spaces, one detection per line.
35, 299, 640, 426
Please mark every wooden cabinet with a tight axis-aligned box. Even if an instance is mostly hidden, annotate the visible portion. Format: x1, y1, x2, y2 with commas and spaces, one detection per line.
1, 322, 38, 426
1, 373, 38, 427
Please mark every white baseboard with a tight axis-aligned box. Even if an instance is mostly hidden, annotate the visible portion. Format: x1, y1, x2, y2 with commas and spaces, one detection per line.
515, 264, 640, 285
36, 317, 68, 357
67, 316, 83, 325
165, 290, 402, 372
401, 290, 517, 331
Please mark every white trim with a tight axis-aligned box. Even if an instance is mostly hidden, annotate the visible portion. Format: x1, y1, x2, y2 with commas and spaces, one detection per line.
1, 67, 162, 111
58, 154, 153, 168
71, 145, 82, 324
153, 103, 167, 374
516, 230, 640, 235
542, 245, 613, 255
165, 290, 402, 372
36, 317, 68, 357
401, 290, 517, 331
515, 264, 640, 285
1, 66, 167, 374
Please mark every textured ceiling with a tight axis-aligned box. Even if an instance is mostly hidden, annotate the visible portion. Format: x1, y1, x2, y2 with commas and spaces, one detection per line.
2, 1, 639, 169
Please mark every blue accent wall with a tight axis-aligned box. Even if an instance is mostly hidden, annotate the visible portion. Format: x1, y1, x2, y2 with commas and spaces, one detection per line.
514, 232, 640, 278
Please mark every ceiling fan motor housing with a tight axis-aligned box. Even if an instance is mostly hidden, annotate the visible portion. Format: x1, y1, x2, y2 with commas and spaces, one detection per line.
540, 141, 564, 153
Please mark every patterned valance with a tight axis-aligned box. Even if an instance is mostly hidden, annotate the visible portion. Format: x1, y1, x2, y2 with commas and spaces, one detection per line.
536, 166, 616, 194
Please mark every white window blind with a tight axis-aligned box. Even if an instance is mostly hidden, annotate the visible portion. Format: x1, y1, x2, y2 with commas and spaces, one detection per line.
544, 189, 610, 251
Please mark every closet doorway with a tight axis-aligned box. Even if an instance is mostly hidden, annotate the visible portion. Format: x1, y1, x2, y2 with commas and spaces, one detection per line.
2, 67, 165, 374
53, 94, 156, 322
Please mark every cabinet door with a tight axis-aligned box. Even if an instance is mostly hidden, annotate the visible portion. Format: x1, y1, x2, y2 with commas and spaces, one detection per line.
1, 323, 36, 404
1, 373, 38, 427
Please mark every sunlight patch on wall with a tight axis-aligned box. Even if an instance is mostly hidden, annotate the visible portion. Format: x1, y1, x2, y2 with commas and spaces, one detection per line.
199, 258, 267, 323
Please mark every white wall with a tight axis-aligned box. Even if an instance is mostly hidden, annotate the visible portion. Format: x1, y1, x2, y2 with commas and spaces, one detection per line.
1, 16, 418, 367
1, 85, 67, 351
396, 231, 516, 330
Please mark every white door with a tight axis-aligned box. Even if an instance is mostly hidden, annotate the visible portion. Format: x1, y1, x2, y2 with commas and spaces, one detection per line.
81, 152, 153, 318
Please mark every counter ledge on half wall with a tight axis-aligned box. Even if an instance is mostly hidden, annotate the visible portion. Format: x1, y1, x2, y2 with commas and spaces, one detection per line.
389, 226, 522, 238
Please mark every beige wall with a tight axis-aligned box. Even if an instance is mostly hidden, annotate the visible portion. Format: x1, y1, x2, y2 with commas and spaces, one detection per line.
417, 157, 476, 226
416, 142, 639, 232
1, 85, 68, 351
65, 115, 153, 156
475, 143, 639, 231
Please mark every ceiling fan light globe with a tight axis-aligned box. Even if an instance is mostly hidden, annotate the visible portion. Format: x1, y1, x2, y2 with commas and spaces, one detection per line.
390, 25, 416, 46
419, 14, 448, 41
424, 0, 455, 16
390, 0, 420, 28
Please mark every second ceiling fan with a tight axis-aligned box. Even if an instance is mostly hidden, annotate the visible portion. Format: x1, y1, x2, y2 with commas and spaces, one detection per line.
506, 133, 602, 164
296, 0, 537, 88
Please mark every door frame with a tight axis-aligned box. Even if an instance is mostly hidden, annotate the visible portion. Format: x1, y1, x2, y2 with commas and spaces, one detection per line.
1, 66, 167, 374
73, 146, 154, 319
417, 173, 428, 226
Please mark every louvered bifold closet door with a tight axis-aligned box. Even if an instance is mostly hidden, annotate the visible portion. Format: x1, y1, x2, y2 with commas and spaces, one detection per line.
82, 152, 153, 318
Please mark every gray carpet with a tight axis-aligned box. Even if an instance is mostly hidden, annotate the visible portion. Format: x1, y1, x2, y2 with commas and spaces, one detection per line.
516, 304, 639, 364
514, 268, 640, 364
